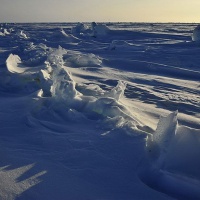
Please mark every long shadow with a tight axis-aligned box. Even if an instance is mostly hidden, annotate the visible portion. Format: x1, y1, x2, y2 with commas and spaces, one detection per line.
0, 154, 47, 200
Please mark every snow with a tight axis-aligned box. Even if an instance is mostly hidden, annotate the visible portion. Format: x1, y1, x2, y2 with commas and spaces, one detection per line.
66, 52, 102, 67
192, 25, 200, 42
139, 111, 200, 199
71, 22, 90, 35
0, 22, 200, 200
71, 22, 110, 37
6, 54, 24, 73
109, 40, 141, 51
146, 111, 178, 166
91, 22, 110, 37
17, 30, 28, 39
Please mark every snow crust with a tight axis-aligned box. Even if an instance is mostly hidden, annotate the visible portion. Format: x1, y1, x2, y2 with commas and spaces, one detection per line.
0, 22, 200, 200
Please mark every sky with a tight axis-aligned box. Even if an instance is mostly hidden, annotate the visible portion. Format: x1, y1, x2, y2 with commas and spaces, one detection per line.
0, 0, 200, 23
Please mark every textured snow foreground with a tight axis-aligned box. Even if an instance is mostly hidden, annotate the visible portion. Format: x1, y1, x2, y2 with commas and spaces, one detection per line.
0, 23, 200, 200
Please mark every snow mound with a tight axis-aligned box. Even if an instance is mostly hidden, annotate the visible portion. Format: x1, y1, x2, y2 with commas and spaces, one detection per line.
5, 45, 150, 136
104, 80, 127, 101
23, 42, 49, 66
47, 46, 67, 64
5, 46, 50, 92
71, 22, 110, 37
50, 66, 81, 102
60, 28, 68, 37
109, 40, 131, 50
60, 29, 80, 41
192, 25, 200, 42
39, 46, 82, 104
5, 54, 43, 92
146, 111, 178, 167
91, 22, 110, 37
139, 111, 200, 199
37, 47, 146, 136
67, 52, 102, 67
0, 28, 10, 36
17, 30, 28, 39
39, 68, 52, 97
170, 126, 200, 178
3, 29, 10, 35
6, 54, 25, 74
109, 40, 144, 51
51, 29, 80, 43
71, 23, 90, 35
6, 52, 46, 75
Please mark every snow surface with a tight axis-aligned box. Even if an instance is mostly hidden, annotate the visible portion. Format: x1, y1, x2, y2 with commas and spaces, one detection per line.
0, 22, 200, 200
192, 25, 200, 42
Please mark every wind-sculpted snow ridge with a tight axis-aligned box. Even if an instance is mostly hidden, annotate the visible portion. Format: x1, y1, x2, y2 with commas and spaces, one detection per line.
7, 41, 49, 69
3, 42, 52, 93
192, 25, 200, 42
42, 46, 82, 104
138, 111, 200, 199
5, 54, 43, 93
1, 23, 200, 200
35, 47, 147, 136
22, 43, 49, 66
0, 28, 10, 36
146, 111, 178, 168
17, 30, 28, 39
91, 22, 110, 37
103, 80, 127, 101
50, 28, 80, 43
6, 54, 25, 74
71, 22, 91, 36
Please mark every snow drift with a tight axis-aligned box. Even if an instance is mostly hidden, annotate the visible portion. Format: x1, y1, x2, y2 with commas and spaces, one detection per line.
192, 25, 200, 42
109, 40, 144, 51
1, 23, 200, 200
91, 22, 110, 37
139, 111, 200, 199
1, 44, 147, 139
6, 54, 25, 74
36, 47, 146, 136
65, 52, 102, 67
71, 22, 110, 37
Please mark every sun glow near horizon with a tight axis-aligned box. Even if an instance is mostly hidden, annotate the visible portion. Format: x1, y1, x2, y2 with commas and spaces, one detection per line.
0, 0, 200, 23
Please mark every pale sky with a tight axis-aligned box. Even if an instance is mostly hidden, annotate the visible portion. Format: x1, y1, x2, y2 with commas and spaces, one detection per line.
0, 0, 200, 22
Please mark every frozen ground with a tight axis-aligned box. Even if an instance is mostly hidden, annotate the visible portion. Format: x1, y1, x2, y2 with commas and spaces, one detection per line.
0, 22, 200, 200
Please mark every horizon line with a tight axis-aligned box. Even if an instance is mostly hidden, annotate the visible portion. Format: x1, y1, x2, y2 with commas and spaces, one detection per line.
1, 21, 200, 24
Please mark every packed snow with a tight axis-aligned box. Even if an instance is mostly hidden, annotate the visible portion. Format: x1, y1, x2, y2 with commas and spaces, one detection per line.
0, 22, 200, 200
192, 25, 200, 42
